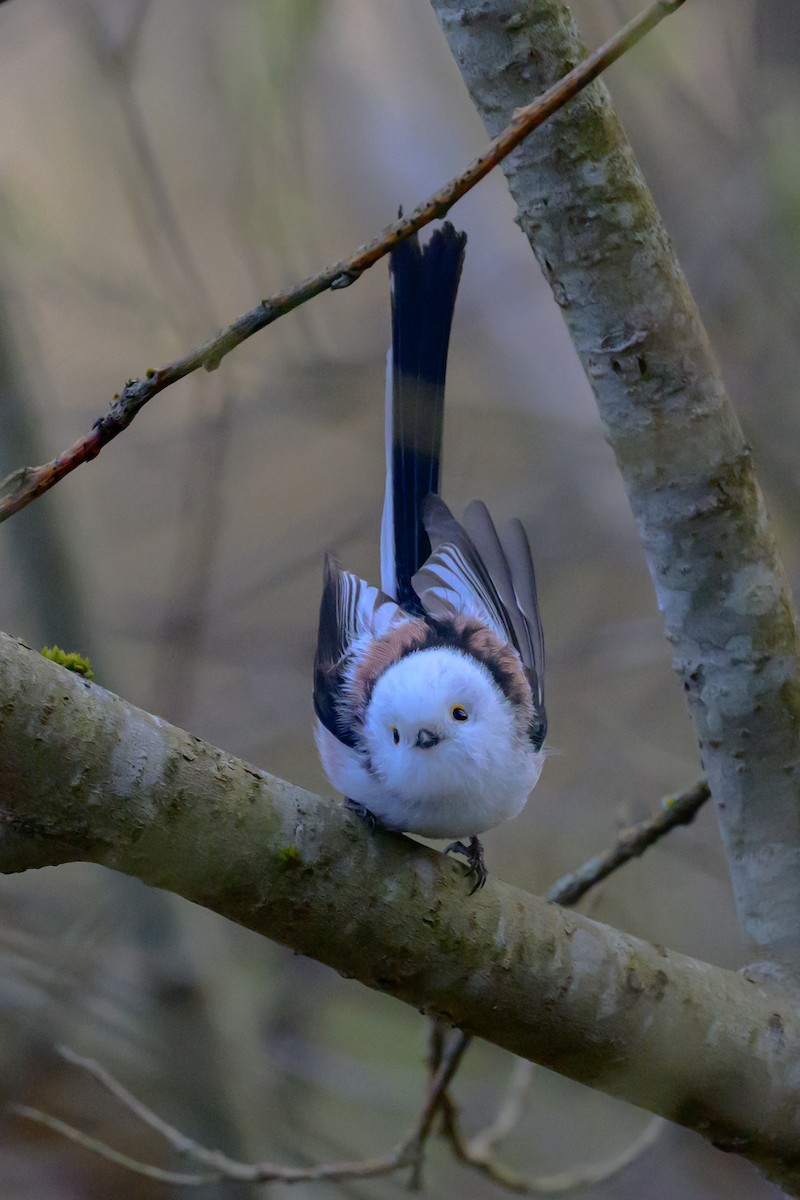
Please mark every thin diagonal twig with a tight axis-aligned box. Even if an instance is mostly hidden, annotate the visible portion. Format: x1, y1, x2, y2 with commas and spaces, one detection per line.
0, 0, 685, 525
546, 777, 710, 908
8, 1104, 220, 1186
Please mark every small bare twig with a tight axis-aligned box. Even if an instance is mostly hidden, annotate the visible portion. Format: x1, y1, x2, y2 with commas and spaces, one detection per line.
0, 0, 685, 525
11, 1042, 664, 1196
546, 777, 710, 908
8, 1103, 219, 1186
467, 1057, 535, 1161
446, 1103, 665, 1195
11, 1034, 470, 1188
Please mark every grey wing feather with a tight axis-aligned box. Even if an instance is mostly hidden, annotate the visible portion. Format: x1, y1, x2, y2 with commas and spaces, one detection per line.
463, 500, 533, 668
503, 517, 546, 712
314, 553, 407, 747
414, 496, 546, 747
464, 501, 545, 710
412, 496, 518, 650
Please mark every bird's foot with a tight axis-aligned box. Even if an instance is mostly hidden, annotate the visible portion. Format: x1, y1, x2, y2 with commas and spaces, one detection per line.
344, 797, 383, 832
444, 835, 487, 895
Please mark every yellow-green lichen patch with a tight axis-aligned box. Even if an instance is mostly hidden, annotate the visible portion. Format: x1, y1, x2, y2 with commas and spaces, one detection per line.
278, 845, 301, 870
41, 646, 94, 680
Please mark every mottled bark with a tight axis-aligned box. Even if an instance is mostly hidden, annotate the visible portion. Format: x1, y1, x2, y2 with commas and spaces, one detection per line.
431, 0, 800, 964
1, 634, 800, 1191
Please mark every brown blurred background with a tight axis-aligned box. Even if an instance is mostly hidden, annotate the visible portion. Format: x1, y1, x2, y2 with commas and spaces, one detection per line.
0, 1, 798, 1196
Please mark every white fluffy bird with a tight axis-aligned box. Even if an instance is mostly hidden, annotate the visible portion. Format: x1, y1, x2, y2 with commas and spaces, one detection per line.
314, 224, 546, 890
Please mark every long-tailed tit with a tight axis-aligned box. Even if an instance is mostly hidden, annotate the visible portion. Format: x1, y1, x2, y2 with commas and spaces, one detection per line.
314, 223, 546, 890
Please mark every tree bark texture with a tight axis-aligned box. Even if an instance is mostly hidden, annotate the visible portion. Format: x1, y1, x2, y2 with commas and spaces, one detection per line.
430, 0, 800, 964
1, 633, 800, 1191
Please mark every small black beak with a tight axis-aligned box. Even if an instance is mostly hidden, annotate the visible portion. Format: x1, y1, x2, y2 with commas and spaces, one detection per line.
414, 728, 440, 750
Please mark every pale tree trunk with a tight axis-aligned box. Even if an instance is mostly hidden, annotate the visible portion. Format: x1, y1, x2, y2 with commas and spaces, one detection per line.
431, 0, 800, 969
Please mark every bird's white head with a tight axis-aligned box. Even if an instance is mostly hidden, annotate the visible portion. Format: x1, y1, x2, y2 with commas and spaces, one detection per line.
361, 646, 532, 822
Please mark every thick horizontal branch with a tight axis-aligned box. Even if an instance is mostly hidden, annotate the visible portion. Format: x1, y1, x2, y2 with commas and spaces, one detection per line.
0, 633, 798, 1192
0, 0, 683, 525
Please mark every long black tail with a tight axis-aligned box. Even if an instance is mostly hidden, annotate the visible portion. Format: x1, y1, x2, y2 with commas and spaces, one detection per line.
380, 223, 467, 611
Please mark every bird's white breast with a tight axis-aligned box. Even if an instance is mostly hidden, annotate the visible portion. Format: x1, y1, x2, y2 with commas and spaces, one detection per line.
324, 646, 542, 839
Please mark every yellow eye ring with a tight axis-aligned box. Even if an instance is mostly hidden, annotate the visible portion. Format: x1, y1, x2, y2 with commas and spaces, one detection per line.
391, 726, 400, 745
451, 705, 469, 722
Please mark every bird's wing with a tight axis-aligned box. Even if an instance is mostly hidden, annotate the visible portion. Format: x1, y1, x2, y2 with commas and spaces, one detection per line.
413, 496, 546, 747
413, 496, 516, 646
380, 223, 467, 609
499, 515, 546, 721
313, 553, 409, 747
463, 501, 545, 717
